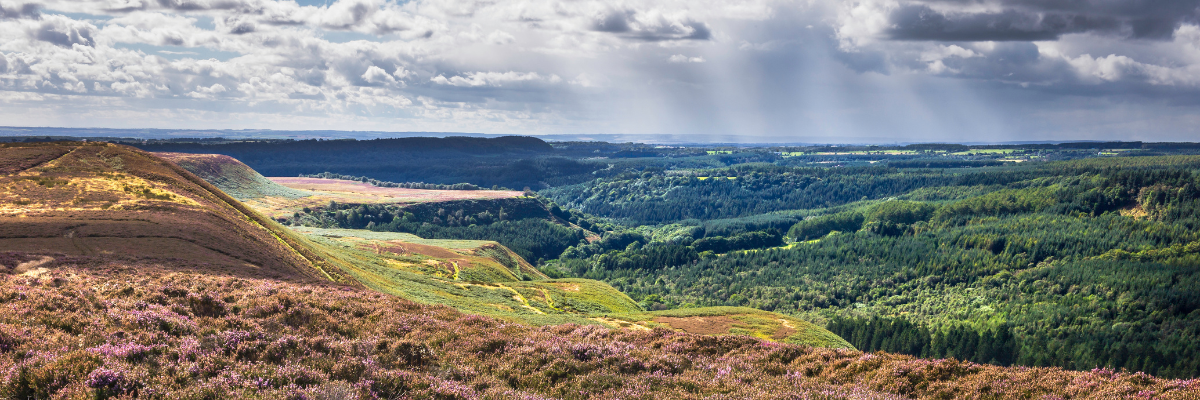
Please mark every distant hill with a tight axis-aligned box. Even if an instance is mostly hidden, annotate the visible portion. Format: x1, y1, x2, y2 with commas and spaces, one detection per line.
0, 142, 353, 283
155, 152, 311, 200
133, 136, 596, 189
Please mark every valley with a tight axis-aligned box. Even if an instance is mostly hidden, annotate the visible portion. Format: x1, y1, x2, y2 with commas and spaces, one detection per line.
2, 137, 1200, 398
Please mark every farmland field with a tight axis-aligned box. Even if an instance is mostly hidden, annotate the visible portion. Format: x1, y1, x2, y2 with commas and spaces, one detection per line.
270, 177, 522, 201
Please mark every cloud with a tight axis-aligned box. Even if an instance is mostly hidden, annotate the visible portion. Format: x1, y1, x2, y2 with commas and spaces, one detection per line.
0, 1, 39, 19
887, 6, 1119, 41
0, 0, 1197, 141
431, 71, 550, 87
361, 64, 398, 85
884, 0, 1200, 42
668, 54, 704, 63
32, 14, 96, 47
590, 8, 712, 41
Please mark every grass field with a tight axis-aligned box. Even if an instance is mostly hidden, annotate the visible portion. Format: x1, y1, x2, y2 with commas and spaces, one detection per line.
598, 307, 853, 348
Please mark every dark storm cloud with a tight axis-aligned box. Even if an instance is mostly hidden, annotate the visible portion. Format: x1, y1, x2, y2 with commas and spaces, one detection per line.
229, 21, 255, 34
591, 10, 712, 41
888, 0, 1200, 41
0, 2, 39, 19
155, 0, 241, 11
593, 10, 633, 32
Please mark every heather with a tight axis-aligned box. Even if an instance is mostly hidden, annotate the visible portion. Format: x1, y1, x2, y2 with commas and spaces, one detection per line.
2, 261, 1198, 399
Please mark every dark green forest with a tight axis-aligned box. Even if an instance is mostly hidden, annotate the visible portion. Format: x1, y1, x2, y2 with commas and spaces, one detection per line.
543, 155, 1200, 378
281, 197, 601, 262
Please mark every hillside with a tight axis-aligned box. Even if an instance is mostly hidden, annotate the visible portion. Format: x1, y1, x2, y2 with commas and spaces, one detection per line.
3, 265, 1198, 399
154, 152, 310, 201
0, 142, 352, 283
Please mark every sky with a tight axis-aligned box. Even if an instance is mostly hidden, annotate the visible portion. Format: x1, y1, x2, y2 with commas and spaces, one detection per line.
0, 0, 1198, 143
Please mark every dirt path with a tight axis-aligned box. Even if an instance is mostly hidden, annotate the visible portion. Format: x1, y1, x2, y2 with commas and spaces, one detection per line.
10, 147, 78, 174
494, 283, 545, 314
15, 256, 55, 277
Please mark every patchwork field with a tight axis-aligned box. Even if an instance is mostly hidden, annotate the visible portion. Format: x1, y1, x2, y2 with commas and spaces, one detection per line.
271, 177, 523, 201
246, 178, 523, 218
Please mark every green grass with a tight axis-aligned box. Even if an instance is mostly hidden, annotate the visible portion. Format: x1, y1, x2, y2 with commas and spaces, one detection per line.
605, 307, 854, 349
293, 226, 496, 250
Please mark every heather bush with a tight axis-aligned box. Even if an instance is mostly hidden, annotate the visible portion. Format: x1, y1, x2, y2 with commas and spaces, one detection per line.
1, 264, 1198, 399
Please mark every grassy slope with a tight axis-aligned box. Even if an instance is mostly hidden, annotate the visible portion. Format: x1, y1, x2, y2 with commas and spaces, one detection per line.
605, 307, 853, 349
292, 227, 643, 326
154, 152, 311, 200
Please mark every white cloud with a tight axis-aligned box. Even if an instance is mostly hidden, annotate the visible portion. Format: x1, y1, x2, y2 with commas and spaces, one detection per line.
668, 54, 704, 63
431, 71, 547, 87
362, 65, 397, 85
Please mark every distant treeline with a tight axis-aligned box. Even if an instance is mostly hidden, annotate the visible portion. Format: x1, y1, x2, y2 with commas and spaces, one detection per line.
299, 171, 499, 191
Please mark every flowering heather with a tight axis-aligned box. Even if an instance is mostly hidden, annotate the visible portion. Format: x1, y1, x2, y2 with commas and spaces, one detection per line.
1, 262, 1198, 399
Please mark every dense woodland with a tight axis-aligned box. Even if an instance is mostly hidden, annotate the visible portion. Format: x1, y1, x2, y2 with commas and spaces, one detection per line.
545, 156, 1200, 378
283, 198, 599, 262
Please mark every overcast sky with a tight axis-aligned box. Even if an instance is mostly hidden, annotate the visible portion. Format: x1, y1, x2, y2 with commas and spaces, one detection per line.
0, 0, 1198, 142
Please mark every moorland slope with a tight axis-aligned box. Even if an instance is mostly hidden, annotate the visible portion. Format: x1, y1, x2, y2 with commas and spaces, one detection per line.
0, 142, 352, 283
154, 152, 310, 201
2, 264, 1197, 399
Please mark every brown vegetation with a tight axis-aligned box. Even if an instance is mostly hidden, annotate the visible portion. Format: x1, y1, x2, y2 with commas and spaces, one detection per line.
0, 142, 351, 284
1, 262, 1197, 399
654, 316, 739, 335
